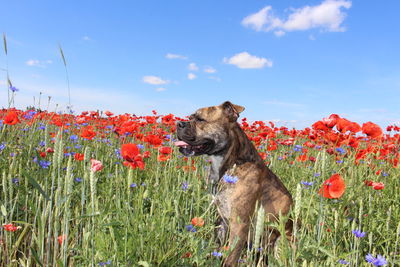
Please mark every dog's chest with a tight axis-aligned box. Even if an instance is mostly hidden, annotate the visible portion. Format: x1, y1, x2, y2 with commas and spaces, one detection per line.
214, 164, 238, 220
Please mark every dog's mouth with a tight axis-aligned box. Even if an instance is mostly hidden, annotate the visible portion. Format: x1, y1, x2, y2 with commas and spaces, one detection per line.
175, 139, 214, 156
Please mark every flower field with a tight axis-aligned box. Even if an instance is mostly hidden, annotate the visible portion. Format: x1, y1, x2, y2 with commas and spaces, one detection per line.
0, 108, 399, 266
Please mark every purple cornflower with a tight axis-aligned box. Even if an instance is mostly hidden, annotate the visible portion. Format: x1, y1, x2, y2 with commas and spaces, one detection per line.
336, 160, 343, 164
39, 160, 51, 169
9, 86, 19, 92
338, 259, 350, 265
181, 182, 189, 191
223, 174, 238, 184
301, 181, 314, 188
0, 120, 3, 128
137, 144, 145, 150
98, 260, 111, 266
185, 225, 196, 232
212, 251, 223, 257
38, 124, 46, 130
382, 172, 388, 177
336, 147, 346, 155
0, 142, 5, 151
70, 135, 78, 142
130, 183, 137, 188
352, 229, 366, 238
12, 178, 19, 185
365, 254, 387, 266
314, 173, 321, 177
293, 145, 302, 152
74, 177, 82, 182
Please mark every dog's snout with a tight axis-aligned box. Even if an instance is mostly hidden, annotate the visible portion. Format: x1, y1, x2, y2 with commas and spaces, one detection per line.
177, 121, 187, 129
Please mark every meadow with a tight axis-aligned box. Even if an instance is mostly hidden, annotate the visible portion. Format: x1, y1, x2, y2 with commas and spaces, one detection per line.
0, 108, 399, 266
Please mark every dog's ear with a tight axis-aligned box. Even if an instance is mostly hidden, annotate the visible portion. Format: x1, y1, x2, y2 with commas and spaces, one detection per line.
222, 101, 245, 122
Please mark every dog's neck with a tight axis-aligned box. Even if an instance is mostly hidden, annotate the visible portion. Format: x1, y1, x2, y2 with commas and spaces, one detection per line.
208, 122, 262, 185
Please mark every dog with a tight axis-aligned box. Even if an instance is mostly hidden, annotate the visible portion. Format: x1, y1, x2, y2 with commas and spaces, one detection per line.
175, 101, 293, 266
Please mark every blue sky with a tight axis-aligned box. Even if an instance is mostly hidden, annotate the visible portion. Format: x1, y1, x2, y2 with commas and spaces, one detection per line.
0, 0, 399, 128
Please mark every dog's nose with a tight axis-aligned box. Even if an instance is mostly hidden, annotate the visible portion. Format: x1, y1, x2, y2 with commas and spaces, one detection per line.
177, 121, 187, 128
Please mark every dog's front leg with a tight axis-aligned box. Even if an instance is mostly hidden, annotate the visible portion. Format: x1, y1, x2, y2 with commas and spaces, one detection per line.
223, 183, 258, 267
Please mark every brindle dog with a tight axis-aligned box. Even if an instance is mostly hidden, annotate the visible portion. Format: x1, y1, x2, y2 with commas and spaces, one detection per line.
176, 101, 293, 267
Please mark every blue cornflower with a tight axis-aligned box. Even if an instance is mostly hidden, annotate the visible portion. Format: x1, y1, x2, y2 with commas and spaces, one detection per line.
165, 134, 171, 139
130, 183, 137, 188
39, 160, 51, 169
314, 173, 321, 177
336, 147, 346, 155
38, 124, 46, 130
75, 144, 82, 149
338, 259, 350, 265
98, 260, 111, 266
185, 225, 196, 232
293, 145, 302, 152
365, 254, 387, 266
382, 172, 388, 177
181, 182, 189, 191
278, 156, 283, 160
137, 144, 145, 150
33, 157, 38, 163
223, 174, 238, 184
9, 86, 19, 92
212, 251, 223, 257
115, 149, 122, 159
336, 160, 343, 164
352, 229, 366, 238
106, 125, 113, 129
38, 141, 46, 147
301, 181, 314, 188
75, 177, 82, 182
12, 178, 19, 185
64, 152, 72, 157
10, 152, 15, 157
0, 120, 3, 128
0, 142, 5, 151
141, 182, 146, 186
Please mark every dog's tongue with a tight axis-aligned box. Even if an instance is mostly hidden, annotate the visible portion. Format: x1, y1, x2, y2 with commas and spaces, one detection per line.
174, 141, 189, 147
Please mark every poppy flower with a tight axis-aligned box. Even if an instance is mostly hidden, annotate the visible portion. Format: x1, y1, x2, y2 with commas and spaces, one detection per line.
362, 122, 383, 139
158, 146, 172, 154
74, 153, 84, 161
90, 159, 103, 172
58, 234, 66, 245
3, 111, 20, 125
121, 144, 140, 161
3, 223, 21, 232
191, 217, 205, 227
322, 114, 340, 128
319, 174, 346, 199
81, 126, 96, 140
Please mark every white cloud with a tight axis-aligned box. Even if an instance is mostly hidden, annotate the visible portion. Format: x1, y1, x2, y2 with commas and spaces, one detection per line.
187, 73, 197, 80
26, 59, 53, 68
274, 30, 286, 37
166, 53, 187, 60
223, 52, 272, 69
82, 36, 91, 41
188, 63, 199, 71
156, 87, 166, 92
142, 75, 169, 85
242, 0, 352, 35
204, 66, 216, 73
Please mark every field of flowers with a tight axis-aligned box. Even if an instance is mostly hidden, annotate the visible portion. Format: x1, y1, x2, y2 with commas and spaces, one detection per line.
0, 108, 399, 266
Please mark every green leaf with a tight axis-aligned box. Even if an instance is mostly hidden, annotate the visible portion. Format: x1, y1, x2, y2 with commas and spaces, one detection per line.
1, 204, 7, 217
30, 247, 43, 267
27, 176, 50, 201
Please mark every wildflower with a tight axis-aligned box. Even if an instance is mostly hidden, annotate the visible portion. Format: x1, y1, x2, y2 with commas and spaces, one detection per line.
70, 135, 78, 142
121, 144, 145, 170
98, 260, 111, 266
130, 183, 137, 188
185, 225, 196, 232
90, 159, 103, 172
81, 126, 96, 140
314, 173, 321, 177
293, 145, 302, 152
39, 160, 51, 169
336, 147, 346, 155
74, 153, 84, 161
3, 223, 21, 232
338, 259, 350, 265
212, 251, 223, 257
362, 122, 383, 139
301, 181, 314, 188
3, 111, 20, 125
58, 234, 66, 245
0, 143, 5, 152
365, 254, 387, 266
9, 86, 19, 92
319, 174, 346, 199
181, 182, 189, 191
223, 174, 238, 184
12, 178, 19, 185
74, 177, 82, 182
39, 141, 46, 147
191, 217, 204, 227
352, 229, 366, 238
372, 182, 384, 190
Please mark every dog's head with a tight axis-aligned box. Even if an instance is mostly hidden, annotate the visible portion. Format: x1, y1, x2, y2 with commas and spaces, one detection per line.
175, 101, 245, 156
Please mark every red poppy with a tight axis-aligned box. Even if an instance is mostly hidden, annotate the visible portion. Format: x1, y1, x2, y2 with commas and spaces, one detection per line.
3, 111, 20, 125
312, 121, 329, 132
58, 234, 66, 245
158, 146, 172, 154
322, 114, 340, 128
319, 174, 346, 199
362, 122, 383, 139
191, 217, 205, 227
74, 153, 84, 161
104, 110, 114, 117
3, 223, 20, 232
81, 126, 96, 140
121, 143, 145, 169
